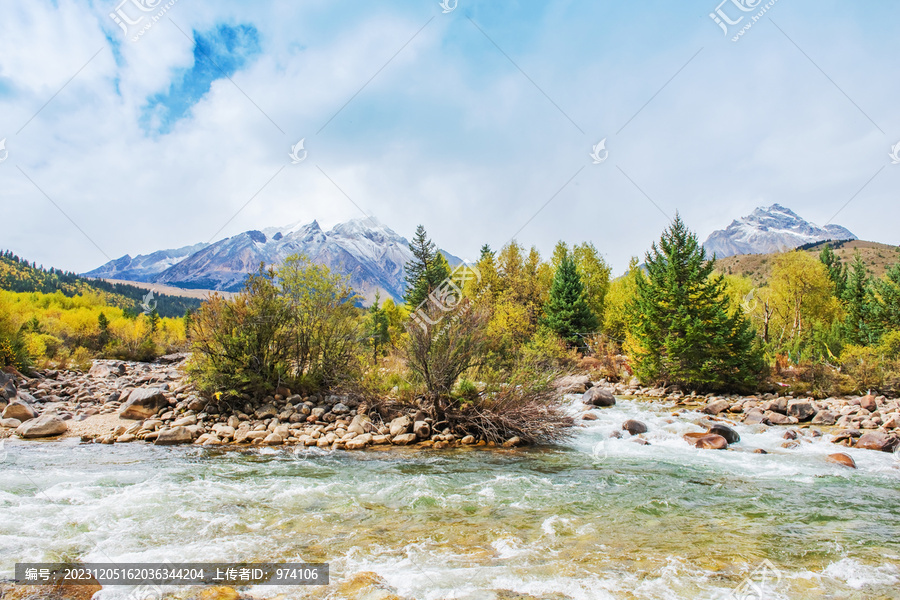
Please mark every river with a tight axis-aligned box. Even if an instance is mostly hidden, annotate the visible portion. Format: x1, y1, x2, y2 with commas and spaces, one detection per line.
2, 397, 899, 599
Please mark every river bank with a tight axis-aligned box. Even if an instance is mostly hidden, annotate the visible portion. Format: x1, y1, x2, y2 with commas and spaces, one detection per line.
1, 393, 899, 600
2, 359, 899, 459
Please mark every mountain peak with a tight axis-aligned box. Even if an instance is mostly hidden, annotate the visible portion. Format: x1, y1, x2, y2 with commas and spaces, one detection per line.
704, 204, 857, 258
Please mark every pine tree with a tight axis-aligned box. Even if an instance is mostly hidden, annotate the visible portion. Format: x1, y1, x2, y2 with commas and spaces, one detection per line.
819, 244, 847, 298
627, 215, 765, 392
148, 308, 160, 334
541, 254, 597, 346
97, 312, 110, 349
404, 225, 450, 308
843, 251, 876, 345
366, 292, 390, 361
873, 261, 900, 332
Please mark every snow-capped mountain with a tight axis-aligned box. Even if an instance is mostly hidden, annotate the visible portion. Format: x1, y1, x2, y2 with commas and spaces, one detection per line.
703, 204, 857, 258
82, 242, 209, 282
84, 218, 459, 303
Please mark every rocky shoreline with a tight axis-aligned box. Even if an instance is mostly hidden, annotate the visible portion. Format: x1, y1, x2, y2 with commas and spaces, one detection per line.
1, 361, 899, 459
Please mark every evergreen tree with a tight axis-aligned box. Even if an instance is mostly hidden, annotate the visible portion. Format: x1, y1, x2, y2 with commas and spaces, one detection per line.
97, 312, 110, 349
627, 215, 765, 392
873, 261, 900, 332
404, 225, 450, 308
843, 251, 876, 345
148, 308, 160, 334
541, 254, 597, 346
366, 292, 391, 361
479, 244, 494, 261
819, 244, 847, 298
183, 310, 194, 341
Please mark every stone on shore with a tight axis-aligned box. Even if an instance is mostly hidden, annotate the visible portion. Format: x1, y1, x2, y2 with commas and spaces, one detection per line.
555, 375, 592, 395
702, 400, 731, 416
16, 412, 68, 438
1, 418, 22, 428
811, 410, 836, 425
119, 388, 168, 419
389, 416, 411, 437
154, 426, 193, 445
414, 420, 431, 439
2, 398, 37, 422
502, 436, 521, 448
391, 433, 417, 446
583, 387, 615, 407
859, 394, 878, 412
787, 399, 816, 421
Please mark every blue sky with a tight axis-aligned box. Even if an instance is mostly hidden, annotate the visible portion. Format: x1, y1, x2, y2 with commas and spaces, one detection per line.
0, 0, 898, 274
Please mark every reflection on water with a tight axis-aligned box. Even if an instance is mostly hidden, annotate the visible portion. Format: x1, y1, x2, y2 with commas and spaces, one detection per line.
1, 398, 899, 599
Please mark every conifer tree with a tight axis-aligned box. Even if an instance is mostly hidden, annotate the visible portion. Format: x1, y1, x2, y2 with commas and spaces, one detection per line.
627, 215, 764, 392
873, 261, 900, 332
843, 251, 876, 345
819, 244, 847, 298
366, 292, 391, 361
541, 254, 597, 346
404, 225, 451, 308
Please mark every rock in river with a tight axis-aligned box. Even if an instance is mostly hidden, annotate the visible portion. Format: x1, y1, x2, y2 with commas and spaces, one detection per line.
826, 453, 856, 469
622, 420, 648, 435
684, 433, 728, 450
583, 388, 615, 407
854, 432, 899, 453
707, 424, 740, 444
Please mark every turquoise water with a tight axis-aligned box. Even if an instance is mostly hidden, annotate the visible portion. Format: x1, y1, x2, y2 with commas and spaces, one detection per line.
1, 398, 899, 599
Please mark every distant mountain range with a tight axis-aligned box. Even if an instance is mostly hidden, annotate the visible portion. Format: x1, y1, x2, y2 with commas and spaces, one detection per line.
703, 204, 857, 258
83, 219, 460, 304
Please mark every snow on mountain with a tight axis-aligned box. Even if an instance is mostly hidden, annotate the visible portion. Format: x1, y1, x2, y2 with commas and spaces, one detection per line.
703, 204, 857, 258
84, 218, 457, 304
82, 242, 209, 282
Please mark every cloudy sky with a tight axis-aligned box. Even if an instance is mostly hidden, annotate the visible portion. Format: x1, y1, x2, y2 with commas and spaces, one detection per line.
1, 0, 898, 275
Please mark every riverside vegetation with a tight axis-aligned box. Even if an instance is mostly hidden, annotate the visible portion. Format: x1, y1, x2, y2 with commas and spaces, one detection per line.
2, 217, 900, 451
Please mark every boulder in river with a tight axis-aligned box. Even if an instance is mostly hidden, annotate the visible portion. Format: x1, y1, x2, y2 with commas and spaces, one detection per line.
854, 432, 899, 453
684, 432, 728, 450
2, 398, 37, 422
622, 420, 648, 435
859, 394, 878, 412
583, 387, 615, 407
764, 411, 798, 425
707, 424, 740, 444
826, 453, 856, 468
16, 412, 68, 438
119, 388, 168, 419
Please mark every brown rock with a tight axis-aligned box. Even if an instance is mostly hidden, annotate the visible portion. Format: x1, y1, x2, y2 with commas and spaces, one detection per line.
154, 426, 193, 445
392, 433, 417, 446
860, 394, 878, 412
683, 432, 728, 449
811, 410, 836, 425
554, 375, 592, 395
702, 400, 731, 416
827, 453, 856, 468
854, 432, 899, 453
16, 413, 68, 438
119, 388, 168, 419
2, 398, 37, 422
707, 424, 740, 444
583, 387, 615, 407
622, 420, 648, 435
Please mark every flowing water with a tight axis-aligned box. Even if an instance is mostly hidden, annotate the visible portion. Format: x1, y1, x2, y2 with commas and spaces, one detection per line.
2, 397, 899, 599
